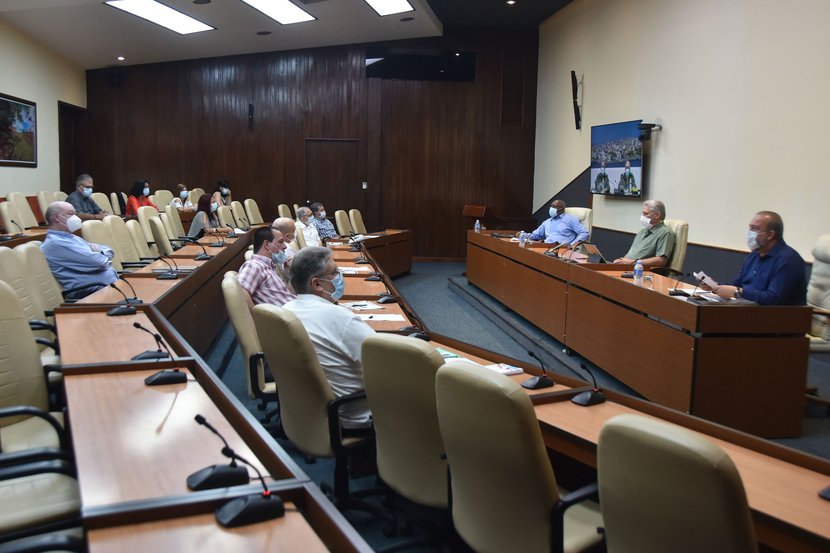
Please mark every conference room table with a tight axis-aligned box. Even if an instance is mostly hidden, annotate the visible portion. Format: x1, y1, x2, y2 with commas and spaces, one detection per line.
466, 230, 812, 438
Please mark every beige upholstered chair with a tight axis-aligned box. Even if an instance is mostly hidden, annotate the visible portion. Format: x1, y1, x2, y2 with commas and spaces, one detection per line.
349, 209, 368, 235
435, 361, 603, 553
109, 192, 126, 216
244, 198, 264, 225
294, 224, 307, 249
37, 191, 57, 219
149, 216, 175, 256
105, 216, 152, 266
90, 192, 114, 214
14, 243, 65, 320
216, 205, 235, 229
230, 200, 248, 228
6, 192, 39, 228
564, 207, 592, 241
362, 334, 448, 509
277, 204, 292, 220
188, 187, 205, 206
807, 234, 830, 351
0, 201, 24, 234
54, 191, 68, 202
164, 204, 187, 238
221, 275, 276, 419
663, 218, 689, 274
335, 210, 353, 236
153, 189, 174, 207
293, 203, 301, 218
80, 220, 122, 271
158, 213, 177, 241
136, 205, 159, 255
126, 219, 155, 259
598, 414, 757, 553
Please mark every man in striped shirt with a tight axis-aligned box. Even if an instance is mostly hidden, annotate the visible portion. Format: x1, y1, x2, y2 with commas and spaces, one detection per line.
237, 226, 297, 309
309, 202, 340, 242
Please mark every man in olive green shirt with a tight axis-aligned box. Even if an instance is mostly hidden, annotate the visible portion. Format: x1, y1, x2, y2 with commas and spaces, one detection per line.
614, 200, 675, 268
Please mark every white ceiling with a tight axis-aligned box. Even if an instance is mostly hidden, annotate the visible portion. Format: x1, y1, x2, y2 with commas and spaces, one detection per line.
0, 0, 443, 70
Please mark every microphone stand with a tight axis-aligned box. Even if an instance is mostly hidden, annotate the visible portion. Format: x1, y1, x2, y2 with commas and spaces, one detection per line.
521, 350, 554, 390
571, 362, 606, 406
179, 236, 213, 260
131, 322, 187, 385
215, 447, 285, 527
107, 283, 137, 316
156, 255, 178, 280
187, 415, 250, 490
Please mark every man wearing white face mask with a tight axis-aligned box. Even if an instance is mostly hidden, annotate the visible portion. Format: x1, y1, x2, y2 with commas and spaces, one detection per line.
41, 201, 118, 299
614, 199, 674, 267
284, 246, 376, 429
703, 211, 806, 305
295, 206, 321, 248
66, 174, 107, 220
237, 226, 296, 310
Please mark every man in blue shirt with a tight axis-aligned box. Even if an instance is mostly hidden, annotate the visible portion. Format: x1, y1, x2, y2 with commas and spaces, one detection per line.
706, 211, 806, 305
309, 202, 340, 242
524, 200, 589, 247
41, 201, 118, 299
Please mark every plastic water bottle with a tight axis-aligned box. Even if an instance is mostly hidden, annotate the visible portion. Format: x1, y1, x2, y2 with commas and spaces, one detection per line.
474, 219, 481, 234
633, 259, 644, 287
519, 232, 527, 248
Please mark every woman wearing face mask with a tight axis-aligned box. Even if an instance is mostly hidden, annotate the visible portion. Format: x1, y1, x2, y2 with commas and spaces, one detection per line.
125, 179, 158, 217
213, 180, 232, 208
188, 193, 232, 239
170, 183, 195, 211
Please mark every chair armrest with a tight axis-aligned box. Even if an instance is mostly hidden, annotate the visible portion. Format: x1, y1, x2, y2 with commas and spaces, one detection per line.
34, 337, 60, 355
0, 406, 66, 450
0, 448, 71, 467
60, 281, 109, 300
0, 459, 76, 481
549, 482, 601, 553
812, 306, 830, 317
327, 391, 369, 450
28, 320, 57, 334
0, 533, 85, 553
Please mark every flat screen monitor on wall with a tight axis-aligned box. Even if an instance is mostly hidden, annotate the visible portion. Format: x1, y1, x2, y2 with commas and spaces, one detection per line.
590, 119, 643, 197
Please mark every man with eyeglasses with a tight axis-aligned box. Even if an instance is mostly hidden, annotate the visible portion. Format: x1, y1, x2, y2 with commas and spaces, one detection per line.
237, 226, 296, 310
283, 246, 376, 429
66, 173, 107, 221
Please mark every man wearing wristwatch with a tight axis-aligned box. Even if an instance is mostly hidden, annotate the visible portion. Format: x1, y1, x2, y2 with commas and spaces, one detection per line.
705, 211, 806, 305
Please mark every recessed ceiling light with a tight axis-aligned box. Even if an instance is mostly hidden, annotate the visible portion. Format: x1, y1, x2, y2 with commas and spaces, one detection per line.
506, 0, 517, 5
256, 30, 272, 35
105, 0, 214, 34
117, 56, 126, 61
240, 0, 315, 25
455, 52, 460, 57
364, 0, 414, 17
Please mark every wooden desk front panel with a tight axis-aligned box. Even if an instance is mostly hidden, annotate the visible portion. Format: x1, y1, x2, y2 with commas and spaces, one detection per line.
360, 230, 412, 277
467, 242, 567, 341
693, 336, 809, 437
64, 369, 273, 509
87, 504, 329, 553
565, 286, 695, 411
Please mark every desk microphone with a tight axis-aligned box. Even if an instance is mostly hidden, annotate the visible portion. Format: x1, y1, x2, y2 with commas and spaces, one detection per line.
116, 276, 142, 303
239, 216, 250, 231
178, 236, 213, 260
131, 322, 186, 385
571, 362, 606, 406
521, 350, 554, 390
348, 231, 361, 252
106, 283, 137, 316
9, 219, 25, 237
156, 255, 179, 280
210, 234, 225, 248
215, 445, 284, 527
667, 272, 693, 296
187, 414, 250, 491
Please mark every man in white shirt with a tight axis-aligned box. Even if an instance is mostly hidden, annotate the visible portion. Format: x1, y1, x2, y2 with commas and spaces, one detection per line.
295, 206, 321, 248
283, 246, 375, 429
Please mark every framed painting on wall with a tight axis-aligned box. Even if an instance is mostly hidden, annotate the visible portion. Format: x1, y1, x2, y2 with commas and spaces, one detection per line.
0, 92, 37, 167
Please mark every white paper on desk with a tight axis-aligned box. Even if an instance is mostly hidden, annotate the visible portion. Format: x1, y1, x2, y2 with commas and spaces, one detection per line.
358, 314, 406, 322
327, 241, 344, 246
343, 301, 384, 311
692, 270, 718, 289
483, 363, 524, 376
340, 267, 373, 274
688, 292, 724, 303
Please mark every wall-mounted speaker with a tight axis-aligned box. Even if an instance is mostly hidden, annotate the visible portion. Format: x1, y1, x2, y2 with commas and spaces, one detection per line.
570, 70, 581, 130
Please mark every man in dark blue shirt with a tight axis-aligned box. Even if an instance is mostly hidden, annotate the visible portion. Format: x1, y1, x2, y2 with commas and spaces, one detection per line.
707, 211, 806, 305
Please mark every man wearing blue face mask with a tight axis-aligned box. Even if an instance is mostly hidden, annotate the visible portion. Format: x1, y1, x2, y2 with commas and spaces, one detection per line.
66, 174, 107, 221
237, 226, 297, 310
284, 246, 376, 429
703, 211, 806, 305
521, 200, 589, 248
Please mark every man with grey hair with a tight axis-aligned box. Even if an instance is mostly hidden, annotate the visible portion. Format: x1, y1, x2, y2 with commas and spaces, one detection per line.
66, 174, 107, 221
283, 246, 375, 429
614, 199, 675, 267
295, 206, 321, 248
41, 201, 118, 299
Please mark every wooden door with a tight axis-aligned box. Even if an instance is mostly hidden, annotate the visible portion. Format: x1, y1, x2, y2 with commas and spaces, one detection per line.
304, 139, 366, 223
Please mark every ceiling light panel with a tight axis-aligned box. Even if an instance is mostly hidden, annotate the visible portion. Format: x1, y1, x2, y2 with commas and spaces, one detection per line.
364, 0, 414, 17
240, 0, 316, 25
105, 0, 214, 34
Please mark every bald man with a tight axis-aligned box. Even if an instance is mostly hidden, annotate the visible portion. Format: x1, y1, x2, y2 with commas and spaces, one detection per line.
272, 216, 298, 261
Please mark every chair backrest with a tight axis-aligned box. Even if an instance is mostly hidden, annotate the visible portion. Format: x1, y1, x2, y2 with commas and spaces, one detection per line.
565, 207, 593, 241
362, 334, 448, 508
0, 246, 51, 333
153, 189, 174, 207
136, 206, 159, 255
163, 204, 187, 238
435, 361, 559, 553
7, 192, 39, 228
277, 204, 292, 219
294, 222, 307, 249
159, 213, 178, 241
334, 210, 353, 236
188, 187, 205, 206
252, 304, 335, 458
217, 205, 235, 228
222, 275, 268, 399
293, 203, 301, 218
808, 234, 830, 341
105, 215, 144, 263
598, 414, 757, 553
349, 209, 367, 235
81, 220, 123, 271
126, 219, 154, 259
91, 192, 114, 214
230, 201, 248, 228
54, 191, 68, 202
15, 242, 64, 316
244, 199, 264, 225
109, 192, 124, 216
37, 191, 56, 218
149, 216, 175, 256
0, 201, 23, 234
663, 218, 688, 273
0, 280, 50, 422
